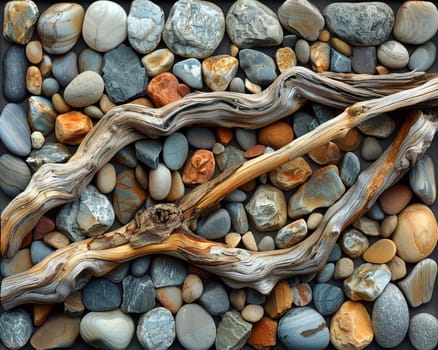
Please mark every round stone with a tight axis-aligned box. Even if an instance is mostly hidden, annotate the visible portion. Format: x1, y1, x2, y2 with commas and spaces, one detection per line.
361, 136, 383, 161
334, 257, 354, 280
42, 77, 60, 97
0, 309, 33, 350
196, 208, 231, 239
137, 307, 175, 350
258, 121, 294, 149
96, 163, 117, 194
241, 304, 264, 323
156, 286, 183, 315
64, 71, 105, 108
377, 40, 409, 69
408, 313, 438, 350
340, 229, 369, 258
295, 39, 310, 64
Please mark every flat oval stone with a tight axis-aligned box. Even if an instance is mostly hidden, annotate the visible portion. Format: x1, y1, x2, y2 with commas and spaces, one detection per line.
215, 310, 252, 349
226, 202, 249, 234
378, 183, 413, 215
37, 3, 84, 55
175, 304, 216, 350
269, 157, 312, 191
377, 40, 409, 69
0, 154, 31, 198
80, 309, 134, 350
199, 281, 230, 316
78, 48, 103, 74
372, 283, 409, 348
259, 121, 294, 149
362, 239, 396, 264
0, 309, 33, 350
408, 313, 438, 350
387, 255, 407, 281
137, 307, 175, 350
0, 103, 31, 157
163, 0, 225, 59
30, 240, 54, 264
172, 58, 203, 89
340, 228, 369, 258
409, 42, 437, 71
393, 1, 438, 45
64, 71, 104, 108
148, 163, 172, 200
278, 307, 329, 350
239, 49, 278, 85
226, 0, 283, 48
340, 151, 360, 187
128, 0, 164, 54
276, 219, 307, 248
316, 263, 335, 283
295, 39, 310, 64
3, 45, 28, 102
82, 278, 121, 311
313, 283, 344, 316
196, 208, 231, 239
361, 136, 383, 161
202, 55, 238, 91
235, 128, 257, 151
28, 95, 57, 136
26, 142, 71, 172
162, 132, 189, 171
278, 0, 325, 41
357, 113, 395, 138
276, 47, 297, 73
323, 2, 394, 46
52, 51, 78, 87
42, 77, 60, 97
409, 154, 436, 205
96, 163, 117, 194
3, 0, 39, 44
156, 286, 183, 314
186, 126, 216, 149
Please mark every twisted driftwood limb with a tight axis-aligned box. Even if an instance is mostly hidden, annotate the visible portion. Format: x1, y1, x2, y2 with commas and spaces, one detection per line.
2, 67, 438, 257
1, 106, 437, 309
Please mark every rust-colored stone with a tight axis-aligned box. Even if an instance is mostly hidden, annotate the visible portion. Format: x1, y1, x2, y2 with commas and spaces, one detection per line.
308, 141, 342, 165
244, 144, 266, 158
33, 216, 55, 240
333, 127, 362, 151
239, 178, 257, 192
216, 127, 233, 145
147, 72, 182, 107
177, 83, 191, 97
258, 121, 294, 149
20, 232, 33, 249
378, 183, 413, 215
55, 111, 93, 145
26, 66, 42, 95
182, 149, 215, 186
264, 280, 293, 319
248, 316, 278, 350
269, 157, 312, 191
33, 303, 54, 326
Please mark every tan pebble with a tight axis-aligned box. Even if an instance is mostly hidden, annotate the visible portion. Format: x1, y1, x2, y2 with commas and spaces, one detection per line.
330, 301, 373, 350
141, 48, 174, 77
387, 255, 407, 281
307, 212, 323, 230
96, 163, 117, 194
380, 215, 398, 238
230, 44, 239, 57
392, 203, 438, 263
31, 131, 45, 149
378, 183, 413, 215
33, 303, 53, 326
241, 304, 264, 323
376, 65, 390, 75
166, 171, 185, 201
264, 280, 293, 319
64, 290, 85, 316
26, 66, 42, 95
334, 257, 354, 279
26, 41, 43, 64
318, 29, 331, 42
310, 41, 330, 72
39, 54, 52, 77
134, 165, 148, 191
242, 231, 258, 251
331, 37, 352, 57
55, 111, 93, 145
52, 93, 71, 114
100, 94, 117, 113
248, 316, 277, 350
43, 231, 70, 249
275, 47, 297, 73
362, 239, 396, 264
269, 157, 312, 191
84, 105, 104, 119
129, 97, 153, 108
225, 232, 241, 248
202, 55, 239, 91
245, 78, 262, 94
229, 289, 246, 311
182, 149, 215, 186
30, 314, 80, 349
308, 141, 342, 165
258, 121, 294, 149
182, 274, 203, 303
0, 248, 33, 277
156, 287, 183, 314
333, 127, 362, 151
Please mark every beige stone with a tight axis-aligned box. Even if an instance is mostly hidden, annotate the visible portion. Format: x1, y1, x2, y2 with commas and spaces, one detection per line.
225, 232, 241, 248
331, 37, 352, 57
380, 215, 397, 237
362, 239, 396, 264
387, 255, 407, 281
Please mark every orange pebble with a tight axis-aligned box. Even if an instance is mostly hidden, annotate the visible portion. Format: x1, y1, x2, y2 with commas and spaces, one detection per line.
258, 121, 294, 149
55, 111, 93, 145
248, 316, 278, 350
216, 127, 233, 145
147, 72, 182, 107
244, 144, 266, 158
182, 149, 215, 186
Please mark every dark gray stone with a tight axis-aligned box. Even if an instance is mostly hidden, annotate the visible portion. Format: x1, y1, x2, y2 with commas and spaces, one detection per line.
42, 78, 60, 97
0, 103, 31, 157
196, 208, 231, 239
226, 202, 249, 234
26, 142, 72, 171
135, 139, 162, 170
121, 275, 156, 313
361, 136, 383, 161
82, 278, 122, 312
0, 309, 33, 350
283, 34, 298, 48
367, 202, 385, 221
114, 145, 139, 168
215, 145, 246, 171
3, 45, 28, 102
105, 262, 130, 283
52, 52, 78, 87
235, 128, 257, 151
103, 44, 147, 103
245, 288, 266, 305
186, 126, 216, 149
313, 283, 344, 316
239, 49, 277, 85
30, 240, 55, 264
292, 111, 319, 137
312, 103, 335, 124
0, 154, 31, 198
199, 281, 230, 316
137, 307, 175, 350
151, 256, 187, 288
330, 48, 351, 73
340, 151, 360, 187
352, 46, 376, 74
328, 243, 342, 262
224, 189, 247, 203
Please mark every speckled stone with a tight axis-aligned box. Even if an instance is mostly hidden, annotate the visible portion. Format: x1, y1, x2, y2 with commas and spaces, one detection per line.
351, 46, 377, 75
239, 49, 278, 85
28, 96, 58, 136
82, 278, 121, 312
137, 307, 175, 350
64, 70, 104, 108
408, 313, 438, 350
409, 154, 436, 205
198, 281, 230, 316
202, 55, 238, 91
372, 283, 409, 348
3, 45, 28, 102
121, 275, 155, 313
409, 42, 437, 71
215, 310, 252, 350
163, 0, 225, 59
215, 145, 246, 171
340, 151, 360, 187
42, 77, 60, 97
352, 216, 380, 236
151, 256, 187, 288
172, 58, 203, 89
3, 1, 39, 44
0, 103, 31, 157
0, 309, 33, 350
0, 154, 31, 198
226, 0, 283, 48
310, 41, 330, 72
313, 283, 344, 316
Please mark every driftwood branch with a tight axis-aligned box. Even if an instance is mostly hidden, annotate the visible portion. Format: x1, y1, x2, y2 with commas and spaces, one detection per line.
2, 67, 438, 257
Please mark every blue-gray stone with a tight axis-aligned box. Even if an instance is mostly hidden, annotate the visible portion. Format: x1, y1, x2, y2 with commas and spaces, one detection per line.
323, 2, 394, 46
3, 1, 39, 44
367, 202, 385, 221
0, 103, 31, 157
408, 313, 438, 350
283, 34, 298, 48
114, 145, 139, 168
28, 96, 57, 136
340, 151, 360, 187
292, 111, 319, 138
226, 202, 249, 234
215, 310, 252, 350
52, 52, 78, 87
361, 136, 383, 161
121, 275, 156, 313
135, 139, 162, 170
372, 283, 409, 348
3, 45, 28, 102
131, 256, 152, 276
352, 46, 376, 74
328, 243, 342, 262
163, 132, 189, 171
245, 288, 266, 305
105, 262, 130, 283
278, 307, 329, 350
409, 154, 436, 205
239, 49, 277, 85
295, 39, 310, 64
408, 42, 437, 72
313, 283, 344, 316
82, 278, 122, 312
196, 208, 231, 239
151, 256, 187, 288
229, 77, 245, 93
199, 281, 230, 316
30, 240, 55, 264
330, 48, 351, 73
137, 307, 175, 350
358, 114, 395, 138
78, 48, 103, 74
172, 58, 203, 89
41, 78, 60, 97
128, 0, 165, 55
215, 145, 246, 171
0, 309, 33, 350
26, 142, 71, 171
186, 126, 216, 149
235, 128, 257, 151
103, 44, 147, 103
0, 154, 31, 198
224, 189, 247, 203
316, 263, 335, 283
312, 103, 334, 124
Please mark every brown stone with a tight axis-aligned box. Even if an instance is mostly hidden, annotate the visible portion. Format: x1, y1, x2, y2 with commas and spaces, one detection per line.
319, 29, 331, 42
20, 233, 33, 249
225, 232, 241, 248
52, 93, 71, 114
376, 65, 390, 75
242, 231, 257, 251
147, 72, 182, 107
26, 41, 43, 64
239, 178, 257, 192
99, 93, 117, 113
182, 149, 215, 186
216, 127, 234, 145
64, 290, 85, 316
275, 47, 297, 73
387, 255, 407, 281
129, 97, 153, 107
33, 303, 53, 326
43, 231, 70, 249
264, 280, 293, 319
331, 37, 352, 57
362, 239, 396, 264
248, 316, 277, 350
330, 301, 373, 350
26, 66, 42, 95
33, 215, 55, 240
258, 121, 294, 149
244, 144, 266, 158
55, 111, 93, 145
308, 141, 342, 165
378, 183, 413, 215
1, 248, 32, 276
392, 203, 438, 263
333, 128, 362, 151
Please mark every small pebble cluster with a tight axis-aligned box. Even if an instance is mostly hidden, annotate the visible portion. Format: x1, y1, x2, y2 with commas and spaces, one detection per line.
1, 0, 438, 350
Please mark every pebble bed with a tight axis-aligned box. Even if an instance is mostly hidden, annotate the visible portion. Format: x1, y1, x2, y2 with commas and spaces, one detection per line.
0, 1, 438, 350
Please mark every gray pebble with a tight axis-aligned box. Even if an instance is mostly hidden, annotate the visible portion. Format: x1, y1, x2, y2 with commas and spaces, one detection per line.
316, 263, 335, 283
26, 142, 71, 172
78, 48, 103, 74
409, 154, 436, 205
340, 151, 360, 187
235, 128, 257, 151
0, 103, 31, 157
172, 58, 203, 89
292, 111, 318, 138
0, 154, 31, 198
361, 137, 383, 161
135, 139, 162, 170
215, 145, 246, 171
328, 243, 342, 262
3, 45, 28, 102
313, 283, 344, 316
330, 48, 351, 73
283, 34, 298, 48
30, 240, 55, 264
377, 40, 409, 69
229, 77, 245, 93
215, 310, 252, 350
63, 71, 105, 108
198, 281, 230, 316
224, 189, 247, 203
137, 307, 175, 350
367, 202, 385, 221
239, 49, 277, 85
163, 132, 189, 170
114, 145, 139, 168
295, 39, 310, 64
312, 103, 335, 124
352, 46, 376, 75
358, 114, 395, 138
408, 313, 438, 350
341, 229, 369, 258
52, 51, 78, 87
186, 126, 216, 149
245, 288, 266, 305
196, 208, 231, 239
258, 235, 275, 251
42, 78, 60, 97
0, 309, 33, 350
105, 262, 130, 283
226, 202, 249, 234
131, 256, 151, 276
84, 105, 104, 119
82, 278, 122, 312
409, 42, 437, 71
121, 275, 156, 313
151, 256, 187, 288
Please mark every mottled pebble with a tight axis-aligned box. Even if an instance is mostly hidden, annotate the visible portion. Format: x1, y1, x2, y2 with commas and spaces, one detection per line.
182, 149, 215, 185
408, 313, 438, 350
82, 278, 121, 311
38, 54, 52, 77
137, 307, 175, 350
308, 141, 341, 165
215, 310, 252, 350
310, 41, 330, 72
387, 255, 407, 281
202, 55, 238, 91
55, 111, 93, 145
156, 286, 183, 314
3, 0, 39, 44
28, 95, 57, 136
239, 49, 278, 85
142, 48, 174, 77
26, 40, 43, 65
26, 142, 71, 171
26, 66, 42, 95
275, 47, 297, 73
275, 219, 307, 248
333, 127, 362, 152
352, 216, 380, 236
43, 231, 70, 249
291, 283, 312, 306
0, 154, 31, 198
0, 103, 31, 157
313, 283, 344, 316
340, 229, 369, 258
334, 257, 354, 280
0, 309, 33, 350
3, 45, 28, 102
409, 154, 436, 205
248, 316, 277, 350
151, 256, 187, 288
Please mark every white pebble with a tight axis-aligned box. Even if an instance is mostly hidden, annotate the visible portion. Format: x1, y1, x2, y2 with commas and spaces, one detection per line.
31, 131, 45, 149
